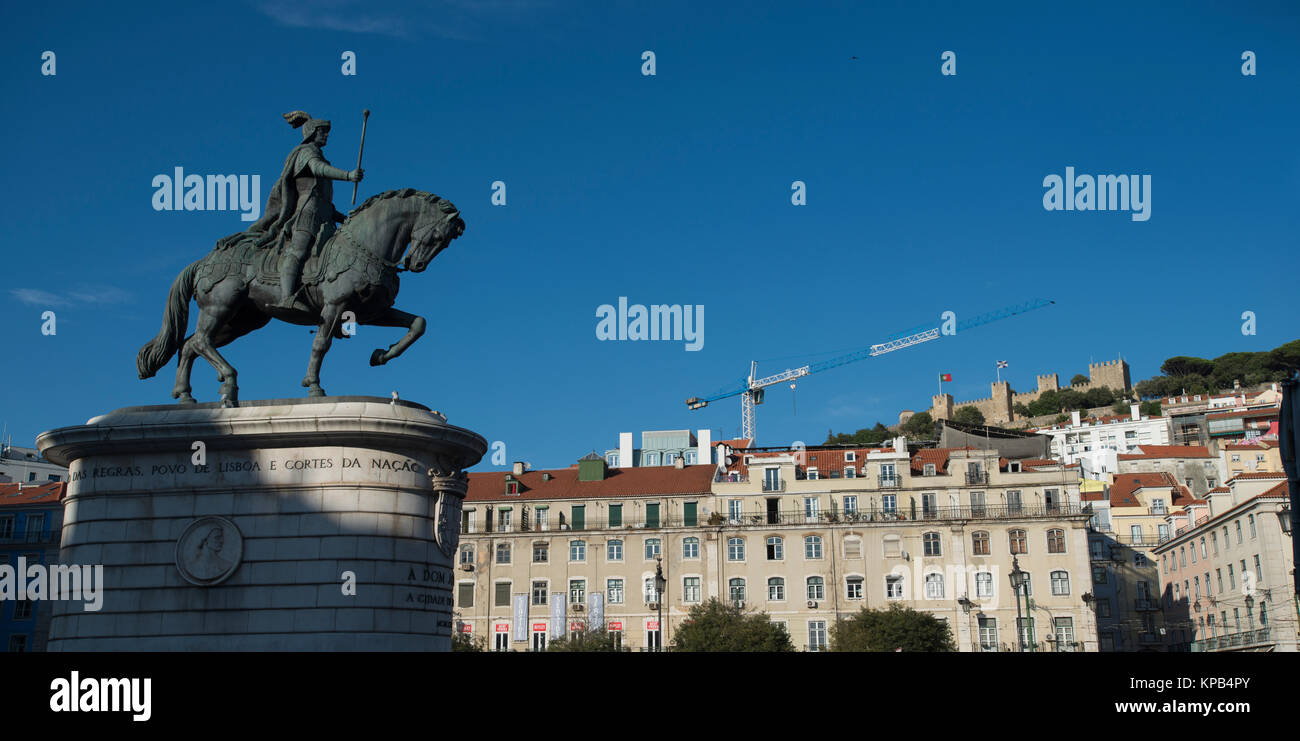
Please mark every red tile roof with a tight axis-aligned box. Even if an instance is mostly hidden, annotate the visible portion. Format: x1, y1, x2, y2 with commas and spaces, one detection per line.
1107, 472, 1179, 508
1206, 408, 1279, 420
910, 448, 957, 473
1117, 445, 1212, 461
717, 439, 752, 450
0, 481, 66, 506
1225, 439, 1280, 450
1224, 471, 1287, 484
466, 464, 715, 502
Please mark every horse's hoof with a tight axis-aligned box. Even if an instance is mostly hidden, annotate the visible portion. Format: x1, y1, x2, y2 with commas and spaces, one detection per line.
176, 394, 196, 405
308, 387, 326, 398
370, 349, 387, 366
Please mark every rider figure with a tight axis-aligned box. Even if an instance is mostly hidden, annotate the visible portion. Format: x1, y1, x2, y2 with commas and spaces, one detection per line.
228, 111, 363, 309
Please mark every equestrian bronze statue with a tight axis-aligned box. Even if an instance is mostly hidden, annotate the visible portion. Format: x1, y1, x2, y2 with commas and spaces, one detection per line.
137, 111, 465, 404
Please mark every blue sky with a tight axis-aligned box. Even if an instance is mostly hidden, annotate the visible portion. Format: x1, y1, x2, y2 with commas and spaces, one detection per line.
2, 1, 1297, 470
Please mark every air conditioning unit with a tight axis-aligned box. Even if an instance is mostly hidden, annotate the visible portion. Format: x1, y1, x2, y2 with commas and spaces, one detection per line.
647, 602, 660, 610
806, 600, 818, 609
734, 601, 745, 609
458, 563, 474, 571
572, 604, 584, 612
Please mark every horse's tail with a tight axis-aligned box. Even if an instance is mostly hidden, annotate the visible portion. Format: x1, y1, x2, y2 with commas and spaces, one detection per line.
137, 260, 199, 379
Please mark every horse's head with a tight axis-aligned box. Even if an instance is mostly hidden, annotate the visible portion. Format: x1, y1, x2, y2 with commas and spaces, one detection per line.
405, 196, 465, 273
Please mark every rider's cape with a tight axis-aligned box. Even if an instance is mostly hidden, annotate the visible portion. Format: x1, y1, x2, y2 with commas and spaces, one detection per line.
215, 142, 324, 252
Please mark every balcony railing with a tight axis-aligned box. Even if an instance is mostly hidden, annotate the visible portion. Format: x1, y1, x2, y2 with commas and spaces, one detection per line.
1190, 627, 1271, 652
965, 472, 990, 485
1134, 599, 1160, 611
878, 474, 901, 488
761, 480, 786, 493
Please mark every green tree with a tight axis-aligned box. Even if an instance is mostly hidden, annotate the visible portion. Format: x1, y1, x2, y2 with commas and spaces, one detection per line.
547, 627, 624, 652
830, 604, 956, 652
951, 406, 985, 426
1161, 356, 1215, 378
1013, 402, 1031, 418
900, 411, 934, 439
670, 598, 795, 652
1070, 373, 1089, 386
1084, 386, 1115, 408
1111, 400, 1130, 416
1139, 400, 1162, 416
451, 630, 486, 652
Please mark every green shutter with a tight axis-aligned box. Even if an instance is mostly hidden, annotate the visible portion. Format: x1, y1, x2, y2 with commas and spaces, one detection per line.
609, 504, 622, 528
683, 502, 697, 527
495, 582, 510, 607
646, 503, 660, 529
458, 583, 475, 608
571, 505, 585, 531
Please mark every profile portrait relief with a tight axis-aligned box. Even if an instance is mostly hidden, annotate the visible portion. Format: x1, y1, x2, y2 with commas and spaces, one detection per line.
176, 516, 244, 586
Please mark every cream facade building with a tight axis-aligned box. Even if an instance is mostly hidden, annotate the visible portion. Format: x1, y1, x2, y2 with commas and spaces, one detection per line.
1151, 472, 1296, 652
454, 441, 1098, 652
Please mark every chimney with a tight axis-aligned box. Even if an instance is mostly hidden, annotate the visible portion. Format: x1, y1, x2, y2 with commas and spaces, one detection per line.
674, 456, 685, 469
618, 432, 633, 468
893, 436, 906, 453
696, 429, 712, 466
1130, 404, 1140, 422
1071, 410, 1081, 426
512, 461, 525, 476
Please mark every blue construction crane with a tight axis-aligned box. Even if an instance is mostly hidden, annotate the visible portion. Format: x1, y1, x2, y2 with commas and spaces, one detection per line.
685, 299, 1054, 443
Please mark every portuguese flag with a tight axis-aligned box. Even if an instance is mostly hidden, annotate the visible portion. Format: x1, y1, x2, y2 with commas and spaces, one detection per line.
940, 373, 952, 382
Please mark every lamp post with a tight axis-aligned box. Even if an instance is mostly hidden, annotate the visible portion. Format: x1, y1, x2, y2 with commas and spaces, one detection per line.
1009, 556, 1029, 652
1245, 594, 1255, 631
654, 557, 666, 652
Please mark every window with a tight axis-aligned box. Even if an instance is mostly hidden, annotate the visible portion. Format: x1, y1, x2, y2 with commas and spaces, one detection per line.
664, 453, 676, 466
1254, 555, 1263, 582
569, 540, 586, 562
1009, 529, 1027, 554
924, 572, 944, 599
923, 463, 937, 476
1092, 540, 1107, 560
494, 582, 511, 607
1158, 523, 1170, 541
807, 467, 819, 480
1018, 572, 1033, 597
923, 531, 942, 557
1235, 520, 1243, 544
728, 537, 746, 561
1092, 566, 1108, 584
1211, 532, 1219, 555
922, 492, 937, 519
506, 481, 519, 496
1200, 537, 1207, 559
845, 451, 856, 462
607, 579, 624, 604
497, 509, 512, 532
683, 501, 698, 527
1018, 617, 1036, 649
644, 538, 661, 560
2, 515, 20, 539
24, 514, 44, 540
970, 491, 986, 517
1179, 547, 1186, 567
882, 494, 897, 514
976, 571, 993, 598
457, 583, 474, 608
533, 543, 548, 563
766, 536, 784, 560
645, 578, 660, 603
682, 537, 699, 559
978, 617, 997, 650
683, 577, 701, 603
459, 543, 475, 565
768, 577, 786, 601
608, 504, 623, 528
1051, 570, 1070, 596
645, 502, 660, 529
728, 499, 743, 523
606, 539, 623, 562
1054, 617, 1075, 650
803, 497, 820, 522
1190, 544, 1197, 564
1047, 529, 1066, 554
1228, 564, 1235, 589
1006, 490, 1023, 513
1096, 599, 1112, 618
8, 635, 27, 652
535, 508, 548, 531
1216, 569, 1223, 593
606, 452, 619, 467
846, 576, 863, 600
886, 575, 904, 599
495, 543, 511, 564
807, 576, 825, 601
1249, 515, 1257, 539
805, 535, 823, 559
808, 621, 828, 652
644, 453, 659, 466
1223, 526, 1230, 550
571, 505, 585, 531
843, 496, 858, 515
843, 536, 862, 559
729, 578, 746, 604
883, 534, 901, 558
532, 581, 548, 605
569, 580, 586, 604
1151, 498, 1167, 515
844, 467, 856, 479
1135, 553, 1148, 568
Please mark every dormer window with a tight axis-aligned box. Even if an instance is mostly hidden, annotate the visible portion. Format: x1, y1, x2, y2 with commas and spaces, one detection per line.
844, 467, 856, 478
923, 463, 936, 476
845, 452, 856, 462
506, 481, 519, 495
1010, 462, 1021, 473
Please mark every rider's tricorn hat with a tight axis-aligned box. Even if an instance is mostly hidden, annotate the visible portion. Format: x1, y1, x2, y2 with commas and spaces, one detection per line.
284, 110, 331, 142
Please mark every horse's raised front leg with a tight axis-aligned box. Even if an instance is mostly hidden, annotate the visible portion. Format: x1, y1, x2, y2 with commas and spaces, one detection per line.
303, 302, 343, 396
367, 307, 426, 367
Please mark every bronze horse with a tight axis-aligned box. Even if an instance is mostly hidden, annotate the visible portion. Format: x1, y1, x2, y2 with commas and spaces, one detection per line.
137, 189, 465, 403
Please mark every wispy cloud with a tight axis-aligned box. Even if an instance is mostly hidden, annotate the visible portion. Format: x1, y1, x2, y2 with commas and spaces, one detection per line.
255, 0, 548, 39
10, 285, 131, 309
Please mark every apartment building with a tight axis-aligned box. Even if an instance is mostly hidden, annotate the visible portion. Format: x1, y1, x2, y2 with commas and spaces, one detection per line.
1221, 439, 1282, 479
1033, 406, 1172, 480
1117, 445, 1224, 499
1, 481, 65, 651
1151, 472, 1296, 652
1084, 472, 1193, 651
454, 442, 1098, 652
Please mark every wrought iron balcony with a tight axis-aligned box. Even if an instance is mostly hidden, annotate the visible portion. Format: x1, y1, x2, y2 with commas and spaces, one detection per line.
878, 474, 901, 488
965, 471, 990, 485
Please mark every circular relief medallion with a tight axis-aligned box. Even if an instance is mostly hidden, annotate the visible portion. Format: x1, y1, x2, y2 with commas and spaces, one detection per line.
175, 516, 243, 586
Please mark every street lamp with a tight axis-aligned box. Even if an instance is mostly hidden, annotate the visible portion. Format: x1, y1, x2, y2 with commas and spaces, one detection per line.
654, 557, 667, 652
1277, 505, 1292, 536
1245, 594, 1255, 631
1009, 556, 1030, 652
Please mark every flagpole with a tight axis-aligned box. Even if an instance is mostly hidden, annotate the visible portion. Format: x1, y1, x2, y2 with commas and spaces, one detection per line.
996, 361, 1001, 385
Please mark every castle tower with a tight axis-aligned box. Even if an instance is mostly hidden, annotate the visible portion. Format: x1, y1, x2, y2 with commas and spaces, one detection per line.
990, 381, 1012, 424
931, 394, 953, 421
1088, 358, 1132, 393
1036, 373, 1059, 394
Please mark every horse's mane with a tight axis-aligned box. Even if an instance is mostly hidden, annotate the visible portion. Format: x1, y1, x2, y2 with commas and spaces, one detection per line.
347, 188, 461, 223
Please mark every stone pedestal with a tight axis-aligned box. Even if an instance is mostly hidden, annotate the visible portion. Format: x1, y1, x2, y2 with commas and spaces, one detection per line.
36, 397, 485, 651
